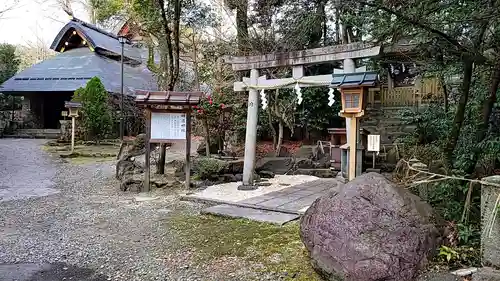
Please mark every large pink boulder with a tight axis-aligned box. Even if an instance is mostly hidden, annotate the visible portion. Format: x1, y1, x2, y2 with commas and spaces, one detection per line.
300, 173, 441, 281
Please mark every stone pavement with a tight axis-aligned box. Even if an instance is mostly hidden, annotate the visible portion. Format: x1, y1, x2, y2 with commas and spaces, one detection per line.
238, 179, 339, 214
202, 204, 301, 225
195, 178, 342, 224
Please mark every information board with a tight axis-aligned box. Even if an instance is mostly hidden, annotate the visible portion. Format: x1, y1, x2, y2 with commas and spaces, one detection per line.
367, 134, 380, 152
150, 112, 187, 141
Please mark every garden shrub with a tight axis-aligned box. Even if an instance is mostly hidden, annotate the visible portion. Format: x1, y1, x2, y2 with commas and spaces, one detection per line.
72, 77, 113, 141
194, 157, 228, 180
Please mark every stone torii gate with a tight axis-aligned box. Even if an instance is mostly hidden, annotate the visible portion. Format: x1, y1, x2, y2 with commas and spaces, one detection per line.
223, 43, 381, 188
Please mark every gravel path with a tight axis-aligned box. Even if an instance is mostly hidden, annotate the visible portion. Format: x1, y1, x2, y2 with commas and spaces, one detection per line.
0, 139, 59, 202
0, 139, 226, 281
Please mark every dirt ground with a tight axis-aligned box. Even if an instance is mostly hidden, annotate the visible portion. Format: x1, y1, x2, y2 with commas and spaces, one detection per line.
0, 139, 322, 281
0, 139, 457, 281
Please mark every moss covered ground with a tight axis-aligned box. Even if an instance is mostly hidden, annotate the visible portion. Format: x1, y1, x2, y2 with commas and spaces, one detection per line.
168, 213, 323, 281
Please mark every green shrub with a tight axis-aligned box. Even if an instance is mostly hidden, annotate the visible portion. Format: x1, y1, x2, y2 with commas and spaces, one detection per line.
72, 77, 113, 141
437, 245, 480, 268
194, 157, 228, 180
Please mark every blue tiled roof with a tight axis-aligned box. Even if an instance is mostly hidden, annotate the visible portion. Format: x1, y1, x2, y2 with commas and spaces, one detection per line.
331, 71, 379, 87
0, 48, 157, 95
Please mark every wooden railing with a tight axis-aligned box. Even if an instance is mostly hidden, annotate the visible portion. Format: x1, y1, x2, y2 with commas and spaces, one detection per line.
381, 87, 417, 107
367, 77, 442, 107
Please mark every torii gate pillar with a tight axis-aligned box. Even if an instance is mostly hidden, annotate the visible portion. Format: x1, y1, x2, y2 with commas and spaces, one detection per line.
241, 69, 260, 188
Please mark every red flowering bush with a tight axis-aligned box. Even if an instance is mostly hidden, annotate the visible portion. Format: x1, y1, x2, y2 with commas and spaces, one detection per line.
192, 93, 232, 154
192, 94, 225, 118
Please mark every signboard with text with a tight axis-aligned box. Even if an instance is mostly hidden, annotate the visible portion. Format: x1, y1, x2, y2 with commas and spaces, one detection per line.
150, 112, 187, 141
367, 134, 380, 152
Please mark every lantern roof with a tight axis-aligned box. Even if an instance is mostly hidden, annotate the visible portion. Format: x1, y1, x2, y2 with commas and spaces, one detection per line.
64, 101, 82, 108
331, 71, 378, 88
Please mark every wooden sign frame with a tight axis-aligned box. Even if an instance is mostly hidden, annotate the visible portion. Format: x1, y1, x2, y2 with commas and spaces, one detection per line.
135, 91, 203, 192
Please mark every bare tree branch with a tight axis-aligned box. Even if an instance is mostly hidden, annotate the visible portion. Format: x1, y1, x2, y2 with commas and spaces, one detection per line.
0, 0, 20, 19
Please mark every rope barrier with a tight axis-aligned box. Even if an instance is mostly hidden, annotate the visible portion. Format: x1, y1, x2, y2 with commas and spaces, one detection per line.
401, 158, 500, 238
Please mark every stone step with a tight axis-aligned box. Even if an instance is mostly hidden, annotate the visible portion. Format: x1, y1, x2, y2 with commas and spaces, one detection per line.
4, 129, 61, 139
294, 168, 337, 178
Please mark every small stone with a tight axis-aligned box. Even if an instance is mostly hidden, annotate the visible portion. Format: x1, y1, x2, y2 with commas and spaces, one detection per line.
259, 170, 275, 179
235, 174, 243, 181
451, 267, 478, 276
134, 196, 159, 202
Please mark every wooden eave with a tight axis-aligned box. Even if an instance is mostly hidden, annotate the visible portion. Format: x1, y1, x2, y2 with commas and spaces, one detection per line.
135, 90, 203, 106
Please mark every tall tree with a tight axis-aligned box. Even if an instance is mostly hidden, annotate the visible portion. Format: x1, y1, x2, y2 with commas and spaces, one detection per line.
336, 0, 499, 169
0, 44, 19, 84
224, 0, 249, 54
0, 44, 20, 113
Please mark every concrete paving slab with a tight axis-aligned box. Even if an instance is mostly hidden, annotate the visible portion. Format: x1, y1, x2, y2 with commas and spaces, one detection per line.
183, 177, 344, 222
239, 195, 277, 205
292, 189, 320, 196
257, 197, 298, 208
184, 175, 319, 203
202, 204, 300, 225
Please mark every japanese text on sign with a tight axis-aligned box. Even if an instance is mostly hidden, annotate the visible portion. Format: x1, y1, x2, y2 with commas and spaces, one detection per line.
367, 135, 380, 152
150, 112, 187, 140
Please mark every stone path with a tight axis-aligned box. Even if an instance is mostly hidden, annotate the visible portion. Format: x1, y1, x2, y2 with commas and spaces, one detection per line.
202, 204, 300, 225
238, 179, 339, 214
200, 178, 341, 224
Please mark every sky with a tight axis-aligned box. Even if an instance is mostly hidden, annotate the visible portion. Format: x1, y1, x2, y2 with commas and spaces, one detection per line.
0, 0, 88, 46
0, 0, 236, 47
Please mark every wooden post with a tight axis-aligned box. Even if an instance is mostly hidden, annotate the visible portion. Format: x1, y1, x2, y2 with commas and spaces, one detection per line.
71, 116, 76, 153
185, 112, 192, 189
349, 117, 357, 181
144, 108, 151, 192
481, 175, 500, 267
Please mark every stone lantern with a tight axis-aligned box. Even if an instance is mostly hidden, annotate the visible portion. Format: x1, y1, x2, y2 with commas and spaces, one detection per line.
65, 101, 82, 118
64, 101, 82, 153
331, 71, 378, 180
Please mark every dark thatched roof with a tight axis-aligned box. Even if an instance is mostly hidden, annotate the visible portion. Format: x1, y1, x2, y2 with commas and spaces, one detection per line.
0, 17, 157, 95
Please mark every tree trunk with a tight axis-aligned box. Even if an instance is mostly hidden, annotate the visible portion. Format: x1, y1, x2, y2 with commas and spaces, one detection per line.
440, 75, 449, 112
322, 2, 327, 46
276, 120, 284, 157
192, 33, 200, 91
341, 22, 349, 44
203, 118, 211, 157
236, 0, 249, 55
335, 9, 340, 44
268, 109, 277, 150
444, 59, 474, 167
156, 0, 181, 174
157, 145, 166, 174
437, 51, 449, 112
466, 59, 500, 175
